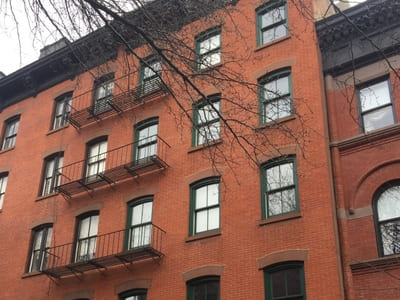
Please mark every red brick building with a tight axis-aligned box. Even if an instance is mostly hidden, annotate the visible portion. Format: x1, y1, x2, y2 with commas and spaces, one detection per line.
317, 0, 400, 299
0, 0, 344, 299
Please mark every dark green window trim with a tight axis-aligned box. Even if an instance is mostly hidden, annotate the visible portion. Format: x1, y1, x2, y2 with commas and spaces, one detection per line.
187, 276, 220, 300
125, 196, 153, 250
84, 136, 108, 182
356, 75, 395, 133
119, 289, 147, 300
192, 94, 221, 146
189, 177, 220, 236
39, 152, 63, 196
258, 68, 292, 124
73, 211, 99, 263
195, 27, 221, 70
139, 55, 162, 94
256, 0, 288, 46
260, 156, 298, 219
92, 73, 114, 115
133, 118, 159, 164
264, 261, 306, 300
52, 92, 72, 130
27, 224, 53, 273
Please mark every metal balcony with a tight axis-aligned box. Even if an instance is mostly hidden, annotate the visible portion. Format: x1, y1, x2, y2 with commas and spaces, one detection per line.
56, 136, 169, 197
41, 224, 165, 278
69, 79, 167, 129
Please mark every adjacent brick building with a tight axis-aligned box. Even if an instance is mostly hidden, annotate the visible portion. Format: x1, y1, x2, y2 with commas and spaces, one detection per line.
0, 0, 345, 299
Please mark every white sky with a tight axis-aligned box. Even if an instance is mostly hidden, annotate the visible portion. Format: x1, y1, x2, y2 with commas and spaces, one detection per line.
0, 0, 367, 76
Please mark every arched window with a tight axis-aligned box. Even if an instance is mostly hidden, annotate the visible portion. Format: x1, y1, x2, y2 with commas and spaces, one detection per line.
126, 197, 153, 249
119, 289, 147, 300
74, 211, 99, 262
187, 276, 219, 300
374, 182, 400, 256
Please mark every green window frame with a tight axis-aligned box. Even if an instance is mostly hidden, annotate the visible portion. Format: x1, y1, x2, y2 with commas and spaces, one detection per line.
0, 172, 8, 210
256, 0, 288, 46
133, 118, 158, 164
119, 289, 147, 300
84, 137, 107, 182
261, 156, 298, 219
189, 177, 220, 236
1, 115, 20, 150
40, 152, 63, 196
264, 262, 306, 300
356, 76, 395, 133
195, 27, 221, 70
27, 224, 53, 272
192, 95, 221, 146
139, 56, 162, 94
74, 212, 99, 262
125, 197, 153, 250
258, 68, 292, 124
373, 180, 400, 256
52, 92, 72, 130
187, 276, 220, 300
93, 73, 114, 115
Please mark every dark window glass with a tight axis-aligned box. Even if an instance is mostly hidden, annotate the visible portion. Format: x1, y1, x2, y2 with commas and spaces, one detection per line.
187, 276, 219, 300
1, 116, 19, 150
28, 225, 52, 272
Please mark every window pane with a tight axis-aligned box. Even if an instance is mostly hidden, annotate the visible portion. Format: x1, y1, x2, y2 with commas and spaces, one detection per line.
132, 204, 143, 225
208, 207, 219, 230
360, 80, 391, 111
271, 269, 286, 297
142, 202, 153, 223
363, 105, 394, 132
377, 186, 400, 221
261, 6, 285, 28
287, 268, 301, 295
380, 220, 400, 255
265, 100, 279, 122
268, 192, 282, 216
196, 186, 208, 209
89, 215, 99, 236
207, 183, 219, 206
262, 24, 287, 43
280, 162, 294, 186
196, 210, 208, 233
266, 165, 281, 190
282, 188, 296, 213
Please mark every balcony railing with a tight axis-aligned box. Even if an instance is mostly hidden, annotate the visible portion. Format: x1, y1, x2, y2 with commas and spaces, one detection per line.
41, 224, 165, 278
69, 79, 167, 129
56, 135, 169, 197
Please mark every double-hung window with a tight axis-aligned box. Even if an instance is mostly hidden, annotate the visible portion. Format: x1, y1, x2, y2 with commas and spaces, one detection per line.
74, 213, 99, 262
256, 0, 288, 46
126, 197, 153, 249
119, 289, 147, 300
0, 173, 8, 210
134, 118, 158, 164
357, 77, 395, 132
52, 93, 72, 129
261, 157, 298, 218
85, 138, 107, 182
187, 276, 220, 300
27, 225, 52, 272
93, 74, 114, 114
190, 178, 220, 235
40, 153, 63, 196
264, 262, 306, 300
374, 182, 400, 256
195, 27, 221, 70
193, 95, 221, 146
259, 69, 292, 123
1, 116, 20, 150
140, 56, 162, 94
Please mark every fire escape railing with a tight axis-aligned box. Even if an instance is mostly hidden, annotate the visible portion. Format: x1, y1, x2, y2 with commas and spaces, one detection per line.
69, 78, 167, 129
56, 135, 169, 197
41, 224, 165, 278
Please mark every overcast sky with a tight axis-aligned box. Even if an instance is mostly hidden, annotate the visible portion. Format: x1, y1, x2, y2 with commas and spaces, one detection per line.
0, 0, 366, 76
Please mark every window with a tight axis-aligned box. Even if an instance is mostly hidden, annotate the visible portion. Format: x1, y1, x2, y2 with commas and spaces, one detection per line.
93, 74, 114, 114
195, 27, 221, 70
74, 212, 99, 262
139, 56, 162, 94
0, 173, 8, 210
193, 95, 221, 146
261, 157, 298, 218
119, 289, 147, 300
134, 118, 158, 164
190, 178, 220, 235
40, 153, 63, 196
52, 93, 72, 129
27, 224, 52, 272
187, 276, 220, 300
85, 138, 107, 182
126, 197, 153, 249
256, 0, 288, 46
374, 182, 400, 256
264, 262, 306, 300
1, 116, 19, 150
357, 77, 395, 132
259, 69, 292, 123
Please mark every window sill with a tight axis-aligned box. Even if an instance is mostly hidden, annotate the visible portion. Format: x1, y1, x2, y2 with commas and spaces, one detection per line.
35, 192, 59, 202
194, 62, 223, 74
255, 35, 291, 52
258, 211, 302, 226
47, 125, 69, 135
256, 115, 296, 130
188, 139, 222, 153
21, 271, 43, 279
185, 229, 221, 242
0, 146, 15, 154
350, 254, 400, 273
